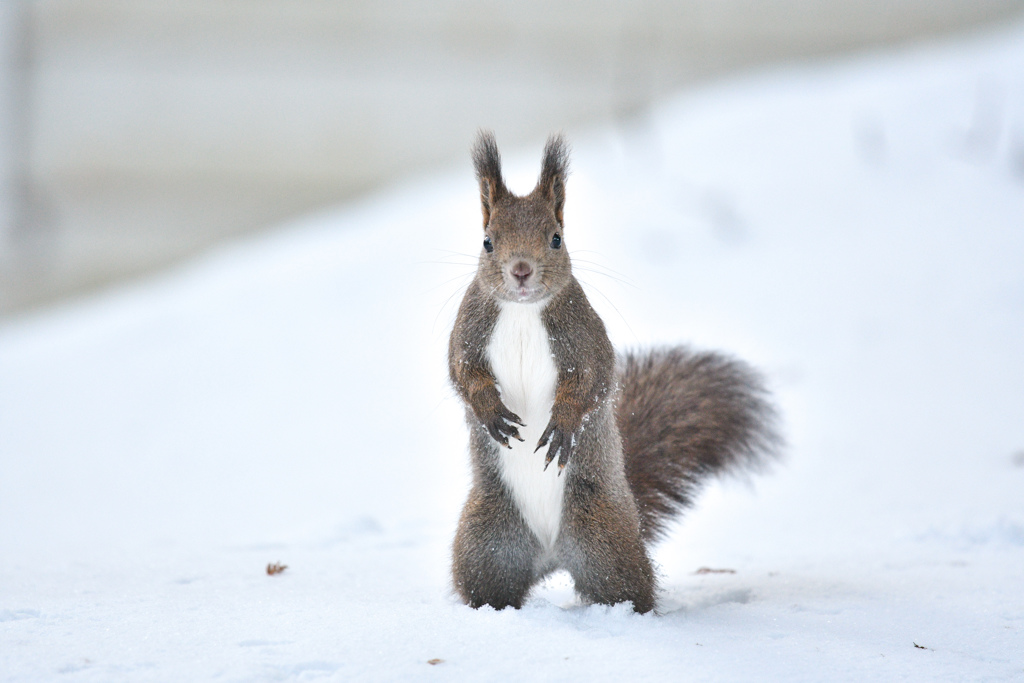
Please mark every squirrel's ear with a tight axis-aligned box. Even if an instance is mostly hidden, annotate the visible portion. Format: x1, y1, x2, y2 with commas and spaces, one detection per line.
537, 134, 570, 226
472, 130, 508, 228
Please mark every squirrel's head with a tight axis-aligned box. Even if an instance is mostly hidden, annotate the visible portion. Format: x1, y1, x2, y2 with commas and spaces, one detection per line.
471, 131, 571, 304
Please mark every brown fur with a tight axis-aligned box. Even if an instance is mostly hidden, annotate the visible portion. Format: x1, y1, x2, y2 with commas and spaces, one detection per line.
617, 347, 781, 543
448, 131, 779, 614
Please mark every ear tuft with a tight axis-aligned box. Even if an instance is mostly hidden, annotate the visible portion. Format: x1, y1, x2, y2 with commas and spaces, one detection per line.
472, 130, 508, 227
537, 134, 570, 225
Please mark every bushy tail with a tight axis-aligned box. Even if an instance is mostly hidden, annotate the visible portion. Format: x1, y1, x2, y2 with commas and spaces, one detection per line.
615, 347, 781, 543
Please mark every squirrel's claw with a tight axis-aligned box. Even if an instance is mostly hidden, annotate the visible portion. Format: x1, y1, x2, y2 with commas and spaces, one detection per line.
486, 420, 512, 448
538, 421, 572, 471
557, 442, 571, 471
535, 421, 555, 453
543, 443, 559, 470
498, 406, 526, 427
486, 412, 525, 449
504, 422, 525, 443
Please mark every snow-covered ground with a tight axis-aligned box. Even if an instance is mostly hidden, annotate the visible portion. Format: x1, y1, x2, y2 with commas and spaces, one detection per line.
2, 21, 1024, 682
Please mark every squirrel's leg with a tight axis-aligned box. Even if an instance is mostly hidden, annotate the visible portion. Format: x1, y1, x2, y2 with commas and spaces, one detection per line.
558, 482, 656, 613
452, 484, 541, 610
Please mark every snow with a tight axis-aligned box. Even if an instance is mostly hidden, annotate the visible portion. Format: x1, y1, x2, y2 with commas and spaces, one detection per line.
3, 21, 1024, 681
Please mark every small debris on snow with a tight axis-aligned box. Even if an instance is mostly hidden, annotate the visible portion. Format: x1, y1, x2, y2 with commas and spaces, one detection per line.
694, 567, 737, 575
427, 659, 443, 665
913, 642, 930, 650
266, 562, 288, 576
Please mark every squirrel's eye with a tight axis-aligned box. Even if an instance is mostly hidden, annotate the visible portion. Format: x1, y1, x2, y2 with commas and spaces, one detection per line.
483, 236, 494, 253
550, 233, 562, 249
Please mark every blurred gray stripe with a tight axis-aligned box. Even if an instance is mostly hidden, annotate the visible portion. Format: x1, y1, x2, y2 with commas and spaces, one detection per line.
3, 0, 1023, 315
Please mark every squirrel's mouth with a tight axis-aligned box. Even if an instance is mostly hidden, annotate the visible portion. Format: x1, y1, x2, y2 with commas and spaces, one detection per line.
507, 283, 547, 303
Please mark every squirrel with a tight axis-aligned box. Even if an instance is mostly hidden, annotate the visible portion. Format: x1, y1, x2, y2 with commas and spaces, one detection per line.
448, 131, 780, 614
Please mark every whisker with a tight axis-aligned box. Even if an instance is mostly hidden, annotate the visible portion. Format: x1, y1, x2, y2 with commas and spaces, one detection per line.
417, 260, 479, 267
433, 280, 474, 333
430, 248, 482, 261
568, 256, 636, 284
574, 275, 641, 346
571, 266, 637, 289
425, 270, 476, 294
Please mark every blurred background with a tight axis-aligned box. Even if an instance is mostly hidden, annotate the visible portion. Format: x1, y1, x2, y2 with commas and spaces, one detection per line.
1, 0, 1023, 316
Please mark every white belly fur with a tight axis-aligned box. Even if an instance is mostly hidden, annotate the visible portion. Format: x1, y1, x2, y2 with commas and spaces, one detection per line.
486, 300, 564, 552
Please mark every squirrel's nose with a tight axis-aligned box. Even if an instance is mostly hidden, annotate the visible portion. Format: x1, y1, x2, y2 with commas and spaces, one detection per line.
510, 261, 533, 286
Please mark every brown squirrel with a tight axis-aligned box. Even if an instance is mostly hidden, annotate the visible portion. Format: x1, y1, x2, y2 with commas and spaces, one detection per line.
448, 131, 780, 614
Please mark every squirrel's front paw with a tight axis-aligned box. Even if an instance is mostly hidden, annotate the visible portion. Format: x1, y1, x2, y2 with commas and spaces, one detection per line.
536, 419, 574, 471
484, 405, 526, 449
